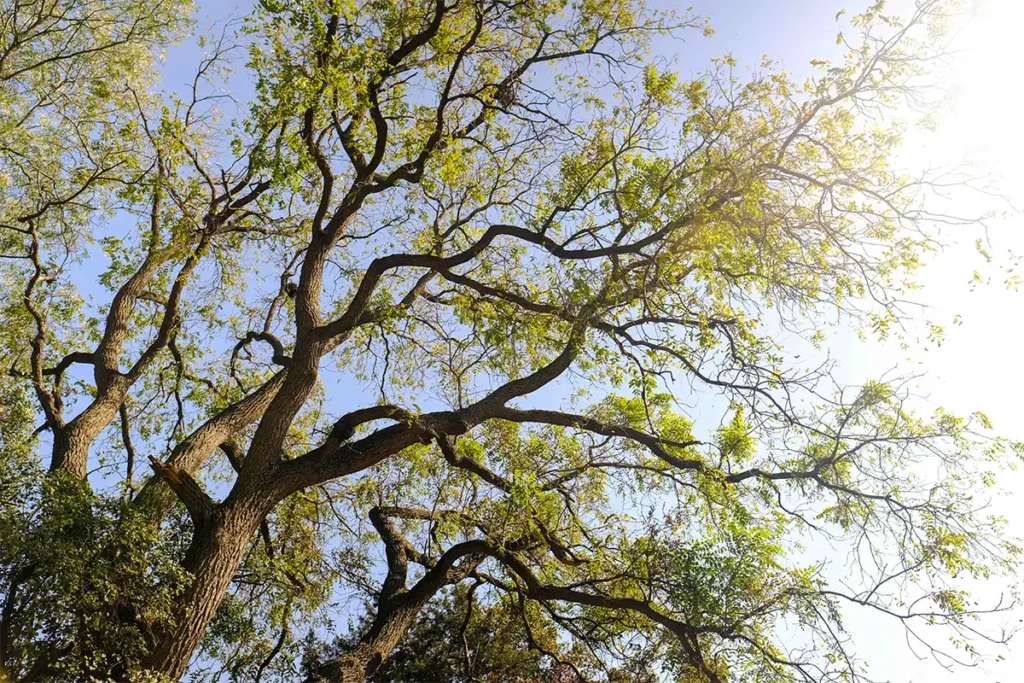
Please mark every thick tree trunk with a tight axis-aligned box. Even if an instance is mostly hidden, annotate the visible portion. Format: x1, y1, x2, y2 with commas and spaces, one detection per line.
48, 426, 89, 480
49, 391, 125, 479
145, 497, 267, 679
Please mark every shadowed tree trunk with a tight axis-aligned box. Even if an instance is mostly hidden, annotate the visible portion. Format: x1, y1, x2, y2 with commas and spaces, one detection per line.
306, 509, 485, 683
311, 604, 425, 683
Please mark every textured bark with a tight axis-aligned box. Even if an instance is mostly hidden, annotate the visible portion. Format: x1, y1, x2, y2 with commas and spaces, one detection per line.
45, 429, 76, 479
145, 497, 268, 679
49, 391, 124, 478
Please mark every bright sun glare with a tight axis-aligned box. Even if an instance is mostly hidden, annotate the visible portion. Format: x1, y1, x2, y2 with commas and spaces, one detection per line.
891, 0, 1024, 336
821, 8, 1024, 679
936, 0, 1024, 187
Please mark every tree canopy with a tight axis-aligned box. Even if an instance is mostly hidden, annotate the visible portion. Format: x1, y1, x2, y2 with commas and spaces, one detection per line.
0, 0, 1020, 682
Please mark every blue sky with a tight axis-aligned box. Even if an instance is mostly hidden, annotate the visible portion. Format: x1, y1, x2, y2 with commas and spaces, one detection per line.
141, 1, 1024, 679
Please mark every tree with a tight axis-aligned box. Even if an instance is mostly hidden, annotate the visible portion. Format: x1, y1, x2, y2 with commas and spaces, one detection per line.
309, 588, 611, 683
0, 0, 1019, 681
